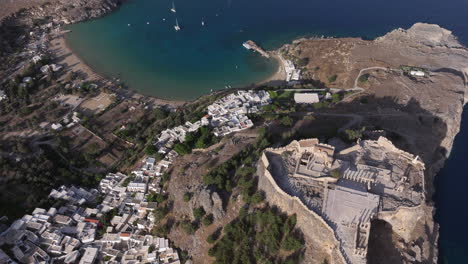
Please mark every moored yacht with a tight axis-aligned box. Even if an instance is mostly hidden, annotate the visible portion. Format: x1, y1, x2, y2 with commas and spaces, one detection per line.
174, 18, 181, 31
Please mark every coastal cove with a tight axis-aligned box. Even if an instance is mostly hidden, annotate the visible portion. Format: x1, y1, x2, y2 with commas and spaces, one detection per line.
65, 0, 468, 100
62, 1, 468, 263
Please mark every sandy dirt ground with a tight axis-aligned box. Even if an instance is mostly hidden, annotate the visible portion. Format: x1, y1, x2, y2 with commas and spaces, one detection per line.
79, 92, 115, 114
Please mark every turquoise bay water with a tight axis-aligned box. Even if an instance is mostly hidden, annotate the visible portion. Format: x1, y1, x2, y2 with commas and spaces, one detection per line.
67, 0, 468, 100
67, 1, 468, 262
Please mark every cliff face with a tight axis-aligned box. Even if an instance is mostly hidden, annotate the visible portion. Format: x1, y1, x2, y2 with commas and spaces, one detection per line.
273, 23, 468, 264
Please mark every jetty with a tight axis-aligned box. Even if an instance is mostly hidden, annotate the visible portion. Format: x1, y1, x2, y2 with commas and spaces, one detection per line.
243, 40, 270, 58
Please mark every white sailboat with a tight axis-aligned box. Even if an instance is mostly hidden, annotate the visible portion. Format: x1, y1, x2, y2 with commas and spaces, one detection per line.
201, 18, 205, 26
170, 1, 176, 13
174, 18, 181, 31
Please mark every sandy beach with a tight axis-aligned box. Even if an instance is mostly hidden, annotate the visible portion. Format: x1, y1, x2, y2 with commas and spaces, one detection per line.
257, 52, 287, 86
50, 31, 106, 81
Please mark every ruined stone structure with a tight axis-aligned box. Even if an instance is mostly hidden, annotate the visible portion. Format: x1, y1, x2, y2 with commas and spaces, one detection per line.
258, 137, 425, 264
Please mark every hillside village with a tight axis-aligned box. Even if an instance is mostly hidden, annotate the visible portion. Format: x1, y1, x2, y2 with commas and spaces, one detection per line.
0, 89, 274, 264
0, 155, 181, 264
154, 90, 271, 156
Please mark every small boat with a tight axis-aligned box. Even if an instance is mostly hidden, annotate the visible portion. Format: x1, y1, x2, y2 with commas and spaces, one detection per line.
127, 23, 131, 26
146, 22, 150, 25
201, 18, 205, 26
170, 1, 176, 13
174, 18, 181, 31
163, 18, 166, 21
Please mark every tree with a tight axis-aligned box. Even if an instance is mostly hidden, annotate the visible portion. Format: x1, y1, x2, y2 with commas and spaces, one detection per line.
174, 143, 190, 155
359, 73, 370, 83
330, 169, 341, 179
193, 207, 206, 220
152, 224, 169, 236
250, 192, 265, 204
153, 108, 168, 119
280, 116, 293, 127
202, 214, 214, 226
342, 127, 365, 142
147, 192, 167, 203
207, 234, 217, 244
154, 207, 169, 221
180, 220, 197, 234
281, 235, 303, 251
183, 192, 191, 202
144, 144, 157, 155
328, 74, 338, 83
297, 57, 309, 67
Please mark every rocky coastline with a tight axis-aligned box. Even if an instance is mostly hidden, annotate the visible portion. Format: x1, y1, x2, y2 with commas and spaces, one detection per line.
1, 1, 468, 263
271, 23, 468, 263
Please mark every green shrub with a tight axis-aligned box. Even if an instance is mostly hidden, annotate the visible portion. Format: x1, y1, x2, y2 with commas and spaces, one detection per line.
280, 116, 293, 127
208, 207, 304, 263
193, 207, 206, 219
328, 74, 337, 83
296, 57, 309, 67
330, 169, 341, 179
202, 214, 214, 226
207, 234, 217, 244
174, 143, 191, 155
183, 192, 191, 202
281, 235, 303, 251
250, 192, 265, 204
358, 73, 369, 83
144, 144, 157, 155
180, 220, 197, 234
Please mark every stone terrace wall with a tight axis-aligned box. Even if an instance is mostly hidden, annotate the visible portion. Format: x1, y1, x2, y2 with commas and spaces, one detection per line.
258, 153, 347, 264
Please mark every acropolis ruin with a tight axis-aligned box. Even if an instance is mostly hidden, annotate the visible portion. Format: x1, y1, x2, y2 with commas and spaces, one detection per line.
259, 137, 426, 264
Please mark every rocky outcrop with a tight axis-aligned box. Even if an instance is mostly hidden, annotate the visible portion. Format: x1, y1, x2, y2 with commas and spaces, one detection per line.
376, 23, 464, 49
189, 186, 225, 220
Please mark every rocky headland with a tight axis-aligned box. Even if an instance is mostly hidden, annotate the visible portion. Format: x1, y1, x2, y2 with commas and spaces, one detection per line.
265, 23, 468, 263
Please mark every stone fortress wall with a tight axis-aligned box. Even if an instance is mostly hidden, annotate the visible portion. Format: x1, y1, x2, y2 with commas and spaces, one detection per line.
257, 152, 347, 264
257, 137, 427, 264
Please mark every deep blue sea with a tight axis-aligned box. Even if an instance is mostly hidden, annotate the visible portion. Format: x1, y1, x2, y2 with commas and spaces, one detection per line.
435, 105, 468, 264
66, 0, 468, 262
